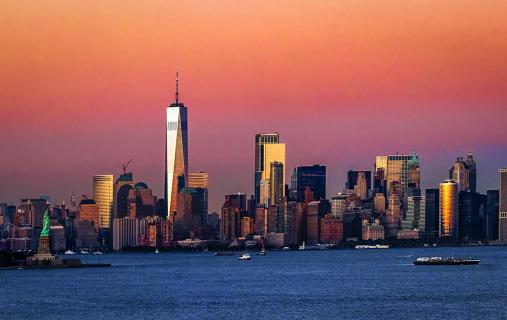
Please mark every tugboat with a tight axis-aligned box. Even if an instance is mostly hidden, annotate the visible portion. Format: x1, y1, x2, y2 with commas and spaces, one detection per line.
414, 257, 480, 265
239, 253, 251, 261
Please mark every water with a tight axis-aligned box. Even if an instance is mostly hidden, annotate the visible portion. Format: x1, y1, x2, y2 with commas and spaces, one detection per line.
1, 246, 507, 320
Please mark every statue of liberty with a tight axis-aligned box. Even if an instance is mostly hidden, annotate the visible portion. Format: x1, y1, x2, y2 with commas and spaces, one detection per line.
40, 209, 50, 237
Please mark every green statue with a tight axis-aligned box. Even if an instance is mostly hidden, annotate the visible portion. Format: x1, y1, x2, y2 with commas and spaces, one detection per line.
40, 209, 50, 237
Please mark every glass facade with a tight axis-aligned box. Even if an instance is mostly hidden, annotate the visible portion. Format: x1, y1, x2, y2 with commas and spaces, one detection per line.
93, 175, 114, 229
439, 179, 458, 238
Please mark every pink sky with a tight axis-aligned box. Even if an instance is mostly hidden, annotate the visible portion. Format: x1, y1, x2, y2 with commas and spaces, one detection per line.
0, 1, 506, 212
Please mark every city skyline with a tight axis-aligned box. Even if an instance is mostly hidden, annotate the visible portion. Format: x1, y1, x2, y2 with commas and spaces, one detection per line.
1, 1, 507, 213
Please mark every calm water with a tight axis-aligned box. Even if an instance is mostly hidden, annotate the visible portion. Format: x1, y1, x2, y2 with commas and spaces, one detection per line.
1, 246, 507, 320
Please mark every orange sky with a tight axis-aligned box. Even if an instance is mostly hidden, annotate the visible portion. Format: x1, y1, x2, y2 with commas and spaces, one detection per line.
0, 1, 506, 210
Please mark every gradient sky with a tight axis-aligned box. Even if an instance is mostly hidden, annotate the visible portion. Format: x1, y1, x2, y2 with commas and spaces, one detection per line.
1, 1, 506, 212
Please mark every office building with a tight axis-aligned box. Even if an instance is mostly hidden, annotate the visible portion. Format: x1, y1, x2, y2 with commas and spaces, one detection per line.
347, 170, 371, 199
78, 199, 100, 230
439, 179, 459, 238
499, 168, 507, 242
113, 217, 140, 251
165, 71, 189, 218
127, 182, 156, 218
93, 175, 114, 229
383, 194, 401, 239
290, 165, 326, 202
320, 214, 343, 244
259, 143, 286, 206
362, 219, 385, 241
374, 193, 386, 214
458, 191, 486, 240
113, 172, 134, 219
331, 194, 348, 218
254, 133, 280, 204
375, 151, 420, 199
425, 189, 439, 238
402, 196, 426, 231
486, 190, 499, 240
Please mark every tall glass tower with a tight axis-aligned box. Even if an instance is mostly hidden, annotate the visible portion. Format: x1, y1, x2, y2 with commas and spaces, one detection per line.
165, 71, 188, 219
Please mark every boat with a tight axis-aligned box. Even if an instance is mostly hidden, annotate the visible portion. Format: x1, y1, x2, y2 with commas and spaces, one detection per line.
93, 251, 104, 255
64, 250, 76, 255
282, 246, 290, 251
155, 248, 160, 254
238, 253, 251, 260
80, 250, 90, 255
299, 242, 329, 250
414, 257, 480, 265
355, 244, 390, 249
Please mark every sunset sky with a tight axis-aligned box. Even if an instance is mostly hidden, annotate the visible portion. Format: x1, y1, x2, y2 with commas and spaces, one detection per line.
1, 1, 506, 212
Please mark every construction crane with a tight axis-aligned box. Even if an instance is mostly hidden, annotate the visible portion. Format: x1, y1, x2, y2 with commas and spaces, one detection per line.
122, 158, 133, 174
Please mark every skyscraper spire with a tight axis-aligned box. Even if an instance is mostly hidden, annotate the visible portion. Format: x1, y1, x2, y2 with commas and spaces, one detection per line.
175, 68, 179, 105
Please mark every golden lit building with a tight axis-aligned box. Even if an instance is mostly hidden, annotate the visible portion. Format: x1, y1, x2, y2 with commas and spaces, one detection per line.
439, 179, 458, 238
93, 175, 114, 229
188, 171, 208, 189
78, 199, 100, 230
259, 143, 286, 206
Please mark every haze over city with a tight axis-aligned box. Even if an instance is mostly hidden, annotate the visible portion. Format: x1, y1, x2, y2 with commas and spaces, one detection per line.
1, 1, 506, 213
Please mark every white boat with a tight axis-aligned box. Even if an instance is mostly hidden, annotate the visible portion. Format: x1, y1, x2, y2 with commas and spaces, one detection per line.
257, 249, 266, 256
93, 251, 104, 255
80, 250, 90, 255
239, 253, 251, 260
64, 250, 76, 255
282, 246, 290, 251
355, 244, 390, 249
155, 248, 160, 254
299, 242, 329, 250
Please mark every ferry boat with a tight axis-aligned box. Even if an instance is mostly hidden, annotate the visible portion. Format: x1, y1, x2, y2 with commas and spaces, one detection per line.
298, 242, 330, 250
239, 253, 251, 260
414, 257, 480, 265
64, 250, 76, 255
355, 244, 390, 249
79, 250, 90, 255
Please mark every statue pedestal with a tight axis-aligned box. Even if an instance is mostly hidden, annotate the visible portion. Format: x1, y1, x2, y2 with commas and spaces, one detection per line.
27, 236, 56, 265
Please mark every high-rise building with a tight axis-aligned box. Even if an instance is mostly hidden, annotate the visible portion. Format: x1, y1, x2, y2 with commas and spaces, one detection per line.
78, 199, 99, 230
188, 171, 209, 226
383, 194, 401, 239
439, 179, 459, 238
402, 196, 425, 231
270, 161, 285, 206
465, 152, 477, 193
224, 193, 247, 211
220, 201, 240, 242
425, 189, 439, 238
374, 193, 386, 214
375, 151, 420, 199
290, 165, 326, 202
254, 133, 280, 203
113, 217, 140, 251
347, 170, 371, 197
259, 143, 286, 206
499, 168, 507, 242
93, 175, 113, 229
331, 194, 348, 218
449, 153, 477, 192
486, 190, 499, 240
458, 191, 486, 240
127, 182, 156, 218
165, 71, 189, 219
113, 172, 134, 219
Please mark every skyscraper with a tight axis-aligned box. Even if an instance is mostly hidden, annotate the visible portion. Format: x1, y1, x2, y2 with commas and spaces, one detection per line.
290, 165, 327, 202
93, 175, 114, 229
499, 168, 507, 242
188, 171, 209, 226
439, 179, 458, 238
113, 172, 134, 219
346, 170, 371, 194
257, 140, 286, 207
449, 152, 476, 192
254, 133, 280, 204
425, 189, 439, 238
375, 151, 420, 199
165, 71, 189, 219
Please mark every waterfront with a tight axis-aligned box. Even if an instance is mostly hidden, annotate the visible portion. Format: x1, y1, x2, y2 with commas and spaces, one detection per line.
2, 246, 507, 320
